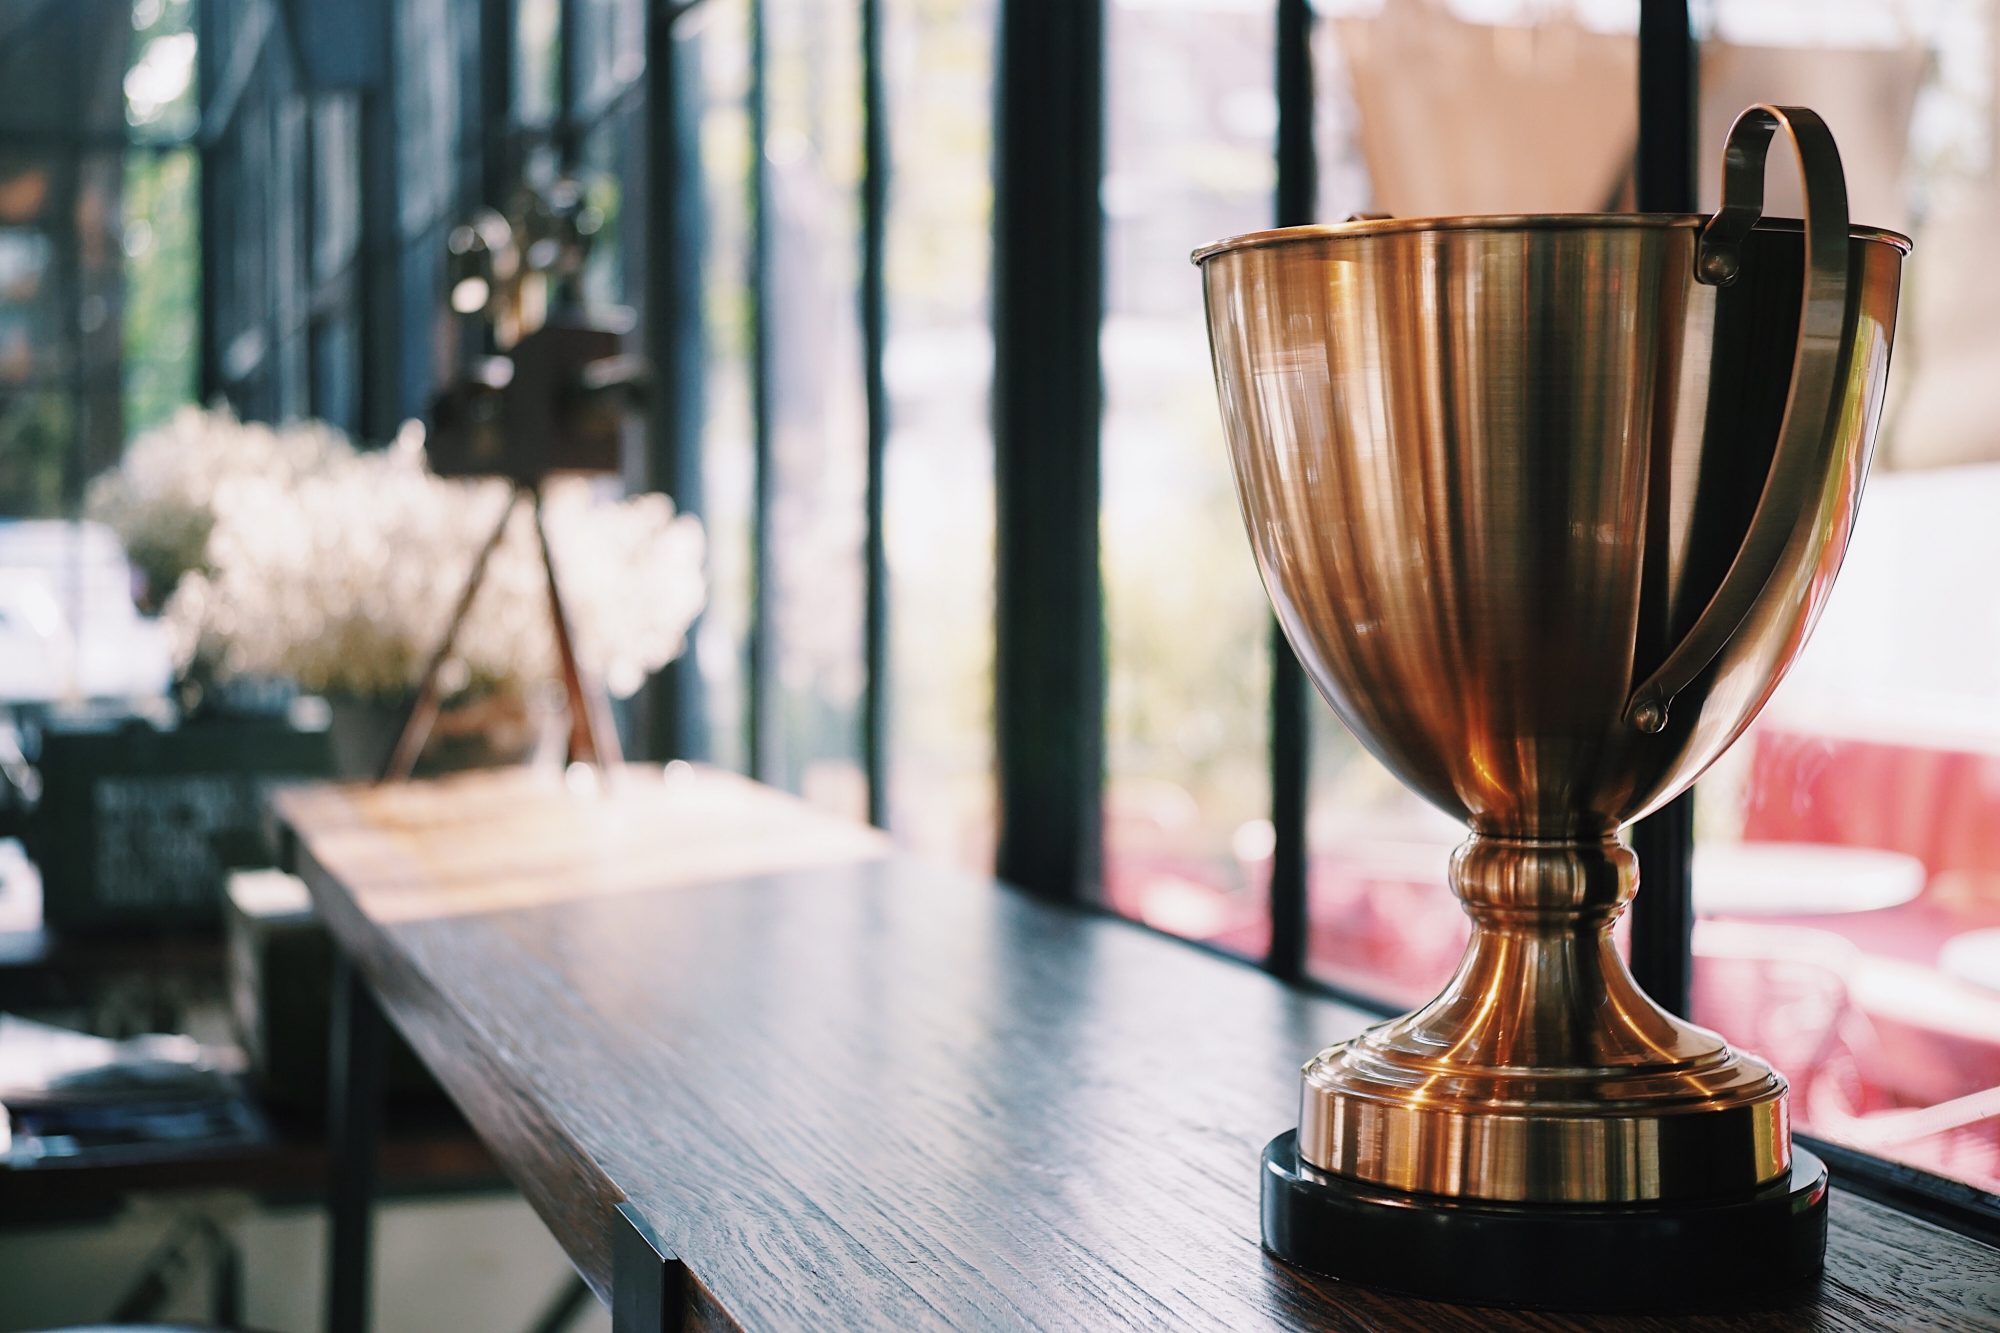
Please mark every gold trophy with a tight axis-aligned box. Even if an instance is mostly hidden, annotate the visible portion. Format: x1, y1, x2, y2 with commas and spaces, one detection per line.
1196, 105, 1907, 1308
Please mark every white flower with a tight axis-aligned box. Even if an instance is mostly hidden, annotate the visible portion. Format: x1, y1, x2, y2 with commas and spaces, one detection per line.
158, 425, 706, 701
86, 404, 353, 597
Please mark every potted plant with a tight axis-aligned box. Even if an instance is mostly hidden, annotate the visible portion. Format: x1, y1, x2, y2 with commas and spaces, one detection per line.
94, 410, 705, 776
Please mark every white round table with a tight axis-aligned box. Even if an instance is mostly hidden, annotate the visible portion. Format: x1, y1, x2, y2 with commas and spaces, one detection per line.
1691, 842, 1927, 918
1940, 928, 2000, 994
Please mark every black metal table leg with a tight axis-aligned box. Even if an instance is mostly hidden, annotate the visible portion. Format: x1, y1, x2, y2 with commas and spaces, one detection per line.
611, 1202, 685, 1333
525, 1273, 597, 1333
328, 949, 387, 1333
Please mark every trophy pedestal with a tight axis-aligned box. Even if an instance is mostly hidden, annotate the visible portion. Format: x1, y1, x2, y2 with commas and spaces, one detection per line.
1261, 1130, 1828, 1311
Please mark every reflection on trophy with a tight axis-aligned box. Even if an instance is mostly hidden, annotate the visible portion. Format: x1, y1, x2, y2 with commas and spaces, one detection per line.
1196, 105, 1908, 1308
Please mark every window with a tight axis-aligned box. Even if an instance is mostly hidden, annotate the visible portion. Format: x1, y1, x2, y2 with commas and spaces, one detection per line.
1684, 0, 2000, 1198
685, 0, 758, 777
0, 0, 200, 518
666, 0, 1000, 862
1100, 0, 1275, 955
759, 0, 870, 819
124, 0, 201, 440
883, 0, 997, 870
1301, 4, 1640, 1007
990, 0, 2000, 1220
13, 0, 1995, 1227
197, 0, 382, 432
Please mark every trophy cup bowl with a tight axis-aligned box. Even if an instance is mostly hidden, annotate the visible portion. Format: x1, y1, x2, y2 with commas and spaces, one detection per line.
1196, 106, 1908, 1307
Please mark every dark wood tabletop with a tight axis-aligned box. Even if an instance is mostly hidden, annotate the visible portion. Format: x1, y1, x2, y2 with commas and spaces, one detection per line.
274, 764, 2000, 1332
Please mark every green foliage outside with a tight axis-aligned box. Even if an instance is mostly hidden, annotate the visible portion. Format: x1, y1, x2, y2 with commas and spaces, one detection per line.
0, 395, 76, 517
122, 147, 199, 441
123, 0, 200, 441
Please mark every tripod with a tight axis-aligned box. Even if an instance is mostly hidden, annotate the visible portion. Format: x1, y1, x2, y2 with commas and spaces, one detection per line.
380, 481, 621, 782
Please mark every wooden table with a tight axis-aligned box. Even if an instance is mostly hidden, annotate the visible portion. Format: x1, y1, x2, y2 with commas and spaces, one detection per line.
274, 764, 2000, 1332
1943, 929, 2000, 994
0, 925, 507, 1224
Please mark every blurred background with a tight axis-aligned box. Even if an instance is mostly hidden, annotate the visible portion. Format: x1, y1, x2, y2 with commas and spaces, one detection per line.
0, 0, 1998, 1326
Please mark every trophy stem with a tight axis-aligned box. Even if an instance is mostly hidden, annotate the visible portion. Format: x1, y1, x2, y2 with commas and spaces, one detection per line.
1265, 834, 1827, 1306
1297, 834, 1790, 1204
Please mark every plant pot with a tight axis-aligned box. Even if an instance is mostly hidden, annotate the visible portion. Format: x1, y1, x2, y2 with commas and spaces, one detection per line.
322, 688, 547, 780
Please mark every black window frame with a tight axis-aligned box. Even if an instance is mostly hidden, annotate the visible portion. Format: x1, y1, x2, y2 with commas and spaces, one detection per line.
0, 0, 201, 513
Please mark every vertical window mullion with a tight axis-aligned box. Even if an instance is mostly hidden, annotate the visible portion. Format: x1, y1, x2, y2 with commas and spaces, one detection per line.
747, 0, 776, 783
993, 0, 1104, 901
301, 88, 322, 422
557, 0, 581, 170
197, 0, 223, 407
639, 0, 709, 763
1265, 0, 1315, 983
357, 0, 401, 440
56, 8, 85, 509
264, 52, 286, 417
480, 0, 514, 205
1627, 0, 1699, 1019
860, 0, 889, 830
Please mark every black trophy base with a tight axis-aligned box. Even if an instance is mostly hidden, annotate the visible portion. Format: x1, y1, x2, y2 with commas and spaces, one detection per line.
1262, 1130, 1828, 1312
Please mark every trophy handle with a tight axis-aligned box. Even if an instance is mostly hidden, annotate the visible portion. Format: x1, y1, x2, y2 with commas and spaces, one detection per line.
1624, 103, 1854, 734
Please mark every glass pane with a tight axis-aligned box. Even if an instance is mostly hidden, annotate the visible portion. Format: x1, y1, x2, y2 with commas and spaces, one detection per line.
312, 94, 361, 286
272, 98, 309, 424
1690, 0, 2000, 1196
689, 0, 756, 775
882, 0, 997, 871
761, 0, 868, 819
121, 146, 198, 438
516, 0, 563, 128
575, 0, 644, 114
216, 80, 272, 390
0, 11, 74, 138
74, 149, 125, 481
312, 313, 360, 436
398, 0, 462, 239
126, 0, 199, 142
0, 393, 75, 518
0, 2, 142, 504
0, 221, 59, 387
1102, 0, 1274, 955
1302, 2, 1639, 1009
580, 122, 627, 309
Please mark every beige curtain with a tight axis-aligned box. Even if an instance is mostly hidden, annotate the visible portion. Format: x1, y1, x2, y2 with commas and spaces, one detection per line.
1696, 42, 1927, 233
1334, 3, 1994, 470
1333, 3, 1638, 215
1879, 17, 2000, 470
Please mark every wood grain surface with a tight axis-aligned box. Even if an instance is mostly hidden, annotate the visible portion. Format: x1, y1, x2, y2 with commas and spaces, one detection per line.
275, 765, 2000, 1331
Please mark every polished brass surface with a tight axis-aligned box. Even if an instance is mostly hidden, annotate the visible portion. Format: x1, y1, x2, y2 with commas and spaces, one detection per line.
1298, 839, 1790, 1203
1197, 106, 1908, 1203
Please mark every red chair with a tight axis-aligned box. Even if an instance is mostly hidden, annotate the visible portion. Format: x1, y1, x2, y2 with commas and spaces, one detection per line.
1692, 920, 2000, 1191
